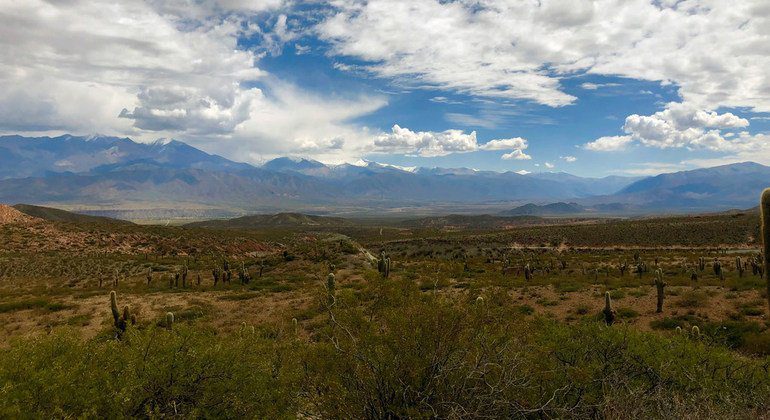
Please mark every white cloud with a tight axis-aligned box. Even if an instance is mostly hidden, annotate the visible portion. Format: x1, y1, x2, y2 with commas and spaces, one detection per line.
372, 125, 531, 159
501, 150, 532, 161
319, 0, 770, 113
560, 155, 577, 162
373, 125, 478, 157
619, 102, 764, 152
544, 162, 555, 169
584, 135, 634, 152
0, 0, 391, 163
580, 83, 619, 90
515, 169, 531, 175
480, 138, 528, 151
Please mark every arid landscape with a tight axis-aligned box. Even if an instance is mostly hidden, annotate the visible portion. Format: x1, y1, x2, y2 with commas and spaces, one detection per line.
2, 202, 770, 417
4, 0, 770, 417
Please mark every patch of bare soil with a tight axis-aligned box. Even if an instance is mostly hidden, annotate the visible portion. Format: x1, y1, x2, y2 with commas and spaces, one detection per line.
0, 205, 39, 225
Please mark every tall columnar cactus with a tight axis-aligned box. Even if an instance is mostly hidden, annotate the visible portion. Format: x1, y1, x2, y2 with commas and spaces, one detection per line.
713, 258, 723, 280
181, 264, 188, 287
603, 291, 616, 325
212, 267, 220, 285
761, 188, 770, 312
146, 267, 152, 286
736, 256, 744, 278
654, 268, 666, 313
524, 264, 532, 281
165, 312, 174, 330
326, 272, 336, 303
698, 257, 705, 272
110, 291, 135, 337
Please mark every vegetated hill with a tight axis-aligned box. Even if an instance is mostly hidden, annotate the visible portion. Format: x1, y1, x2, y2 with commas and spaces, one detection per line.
0, 204, 38, 225
501, 202, 585, 216
12, 204, 133, 225
599, 162, 770, 211
186, 212, 350, 229
399, 214, 547, 230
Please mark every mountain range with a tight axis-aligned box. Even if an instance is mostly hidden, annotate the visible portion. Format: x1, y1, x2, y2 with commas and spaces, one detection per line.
0, 134, 767, 219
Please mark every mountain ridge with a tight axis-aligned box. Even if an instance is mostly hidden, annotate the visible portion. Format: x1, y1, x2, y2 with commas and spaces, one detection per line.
0, 134, 767, 219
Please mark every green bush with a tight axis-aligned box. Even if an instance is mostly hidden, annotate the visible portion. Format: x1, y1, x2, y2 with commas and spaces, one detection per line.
2, 279, 769, 418
0, 326, 300, 418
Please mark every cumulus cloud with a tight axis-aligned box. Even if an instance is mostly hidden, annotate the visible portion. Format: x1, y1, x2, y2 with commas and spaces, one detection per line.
585, 101, 768, 154
621, 102, 754, 151
544, 162, 555, 169
480, 138, 528, 151
560, 155, 577, 162
0, 0, 391, 163
584, 135, 634, 152
318, 0, 770, 113
501, 150, 532, 160
372, 125, 531, 159
373, 125, 479, 157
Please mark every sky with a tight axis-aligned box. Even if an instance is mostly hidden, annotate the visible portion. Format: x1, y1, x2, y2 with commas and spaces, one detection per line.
1, 0, 769, 177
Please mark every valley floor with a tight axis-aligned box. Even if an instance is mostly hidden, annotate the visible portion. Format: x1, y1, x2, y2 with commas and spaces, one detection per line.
1, 208, 769, 417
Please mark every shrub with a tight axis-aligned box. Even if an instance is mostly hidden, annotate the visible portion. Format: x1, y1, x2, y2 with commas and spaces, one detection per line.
0, 326, 300, 418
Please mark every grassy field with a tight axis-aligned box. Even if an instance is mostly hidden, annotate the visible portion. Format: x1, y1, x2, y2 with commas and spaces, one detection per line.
0, 207, 769, 417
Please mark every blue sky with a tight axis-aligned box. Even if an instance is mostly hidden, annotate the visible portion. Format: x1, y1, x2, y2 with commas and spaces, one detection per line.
1, 0, 769, 177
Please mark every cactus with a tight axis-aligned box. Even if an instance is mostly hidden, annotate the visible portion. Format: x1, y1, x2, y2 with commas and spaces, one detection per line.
736, 256, 744, 278
654, 268, 666, 313
181, 265, 188, 288
165, 312, 174, 330
292, 317, 298, 335
146, 267, 152, 286
761, 188, 770, 312
698, 257, 705, 272
196, 273, 201, 286
691, 325, 700, 338
110, 291, 135, 337
619, 261, 627, 277
476, 295, 484, 304
326, 272, 336, 303
713, 259, 723, 281
603, 291, 616, 325
524, 264, 532, 281
212, 267, 220, 285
